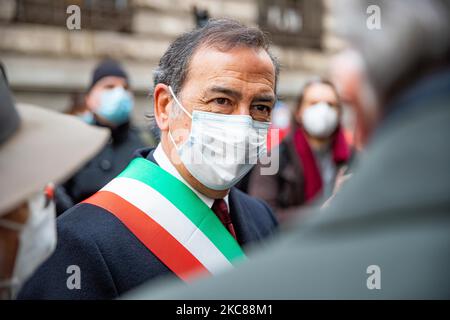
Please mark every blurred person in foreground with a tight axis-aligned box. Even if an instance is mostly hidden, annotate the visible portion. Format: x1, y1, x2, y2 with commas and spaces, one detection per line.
329, 49, 380, 153
125, 0, 450, 299
0, 64, 109, 299
248, 78, 351, 222
18, 19, 278, 299
54, 59, 150, 215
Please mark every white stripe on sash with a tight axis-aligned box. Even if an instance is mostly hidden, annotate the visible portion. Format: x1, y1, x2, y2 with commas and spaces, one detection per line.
101, 177, 233, 275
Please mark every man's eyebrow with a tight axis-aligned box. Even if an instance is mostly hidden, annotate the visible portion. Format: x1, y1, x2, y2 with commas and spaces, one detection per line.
207, 86, 275, 104
207, 86, 243, 100
252, 94, 276, 104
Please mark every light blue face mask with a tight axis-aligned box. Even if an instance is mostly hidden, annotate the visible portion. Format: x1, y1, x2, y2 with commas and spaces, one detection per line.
78, 111, 95, 125
96, 87, 134, 126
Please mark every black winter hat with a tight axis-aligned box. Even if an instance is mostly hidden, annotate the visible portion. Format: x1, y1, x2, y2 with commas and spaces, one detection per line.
89, 59, 129, 90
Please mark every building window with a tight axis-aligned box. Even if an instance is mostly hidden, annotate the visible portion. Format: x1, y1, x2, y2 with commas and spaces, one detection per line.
258, 0, 323, 49
14, 0, 132, 32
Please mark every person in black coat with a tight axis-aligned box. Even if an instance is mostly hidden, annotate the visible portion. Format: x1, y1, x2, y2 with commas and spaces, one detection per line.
55, 59, 151, 215
18, 19, 279, 299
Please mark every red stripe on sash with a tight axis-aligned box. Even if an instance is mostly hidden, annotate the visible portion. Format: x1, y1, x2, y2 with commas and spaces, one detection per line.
83, 190, 210, 282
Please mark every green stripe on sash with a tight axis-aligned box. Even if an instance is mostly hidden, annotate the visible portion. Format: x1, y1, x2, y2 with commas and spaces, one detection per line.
119, 157, 245, 263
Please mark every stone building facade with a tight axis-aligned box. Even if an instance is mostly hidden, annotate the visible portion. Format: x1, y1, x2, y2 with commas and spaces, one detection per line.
0, 0, 344, 128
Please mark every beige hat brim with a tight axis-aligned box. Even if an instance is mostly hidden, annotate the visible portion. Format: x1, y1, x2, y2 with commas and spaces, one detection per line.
0, 103, 110, 214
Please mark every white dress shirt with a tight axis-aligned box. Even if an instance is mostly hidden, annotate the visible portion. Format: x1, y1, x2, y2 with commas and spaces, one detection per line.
152, 143, 229, 210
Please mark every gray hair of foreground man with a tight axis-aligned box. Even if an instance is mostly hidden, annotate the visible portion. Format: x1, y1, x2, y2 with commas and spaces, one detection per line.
334, 0, 450, 106
153, 18, 280, 99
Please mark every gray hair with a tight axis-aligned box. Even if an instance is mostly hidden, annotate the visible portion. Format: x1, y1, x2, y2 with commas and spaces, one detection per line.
333, 0, 450, 102
153, 18, 280, 100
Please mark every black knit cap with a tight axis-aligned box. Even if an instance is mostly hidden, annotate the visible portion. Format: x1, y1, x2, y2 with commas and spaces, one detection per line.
89, 59, 129, 90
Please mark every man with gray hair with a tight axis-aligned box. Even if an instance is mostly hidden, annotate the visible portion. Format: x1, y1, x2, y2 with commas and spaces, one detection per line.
125, 0, 450, 299
18, 19, 279, 300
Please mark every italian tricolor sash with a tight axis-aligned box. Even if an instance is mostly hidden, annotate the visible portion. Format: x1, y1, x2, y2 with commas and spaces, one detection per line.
83, 157, 246, 282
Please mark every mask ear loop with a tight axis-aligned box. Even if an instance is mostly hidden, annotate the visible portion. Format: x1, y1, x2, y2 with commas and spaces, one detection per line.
168, 130, 181, 151
167, 86, 193, 150
168, 86, 192, 119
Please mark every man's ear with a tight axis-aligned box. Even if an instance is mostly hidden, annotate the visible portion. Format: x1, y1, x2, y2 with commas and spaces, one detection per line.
153, 83, 172, 132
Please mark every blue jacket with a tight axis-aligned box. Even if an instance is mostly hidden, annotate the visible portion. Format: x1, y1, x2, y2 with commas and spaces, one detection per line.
18, 148, 278, 299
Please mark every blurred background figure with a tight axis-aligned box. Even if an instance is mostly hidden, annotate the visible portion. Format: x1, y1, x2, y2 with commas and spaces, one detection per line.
54, 59, 150, 215
126, 0, 450, 299
329, 49, 380, 152
0, 63, 108, 299
248, 78, 351, 222
269, 100, 292, 149
65, 92, 87, 117
192, 5, 210, 28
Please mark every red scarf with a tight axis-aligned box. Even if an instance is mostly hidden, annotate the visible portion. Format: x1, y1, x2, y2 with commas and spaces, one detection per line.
293, 127, 350, 202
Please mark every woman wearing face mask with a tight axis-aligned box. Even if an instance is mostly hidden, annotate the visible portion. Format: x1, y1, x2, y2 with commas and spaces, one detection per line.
248, 78, 351, 222
54, 59, 157, 215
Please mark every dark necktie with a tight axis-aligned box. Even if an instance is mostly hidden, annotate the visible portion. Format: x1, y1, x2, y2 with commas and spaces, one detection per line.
212, 199, 237, 241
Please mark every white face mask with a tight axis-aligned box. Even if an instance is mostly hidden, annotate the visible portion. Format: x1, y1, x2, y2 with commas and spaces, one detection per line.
0, 191, 57, 299
302, 102, 339, 138
168, 86, 270, 190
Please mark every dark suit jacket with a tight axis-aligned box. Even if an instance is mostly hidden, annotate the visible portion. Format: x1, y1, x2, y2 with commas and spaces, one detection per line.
18, 148, 278, 300
126, 70, 450, 299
